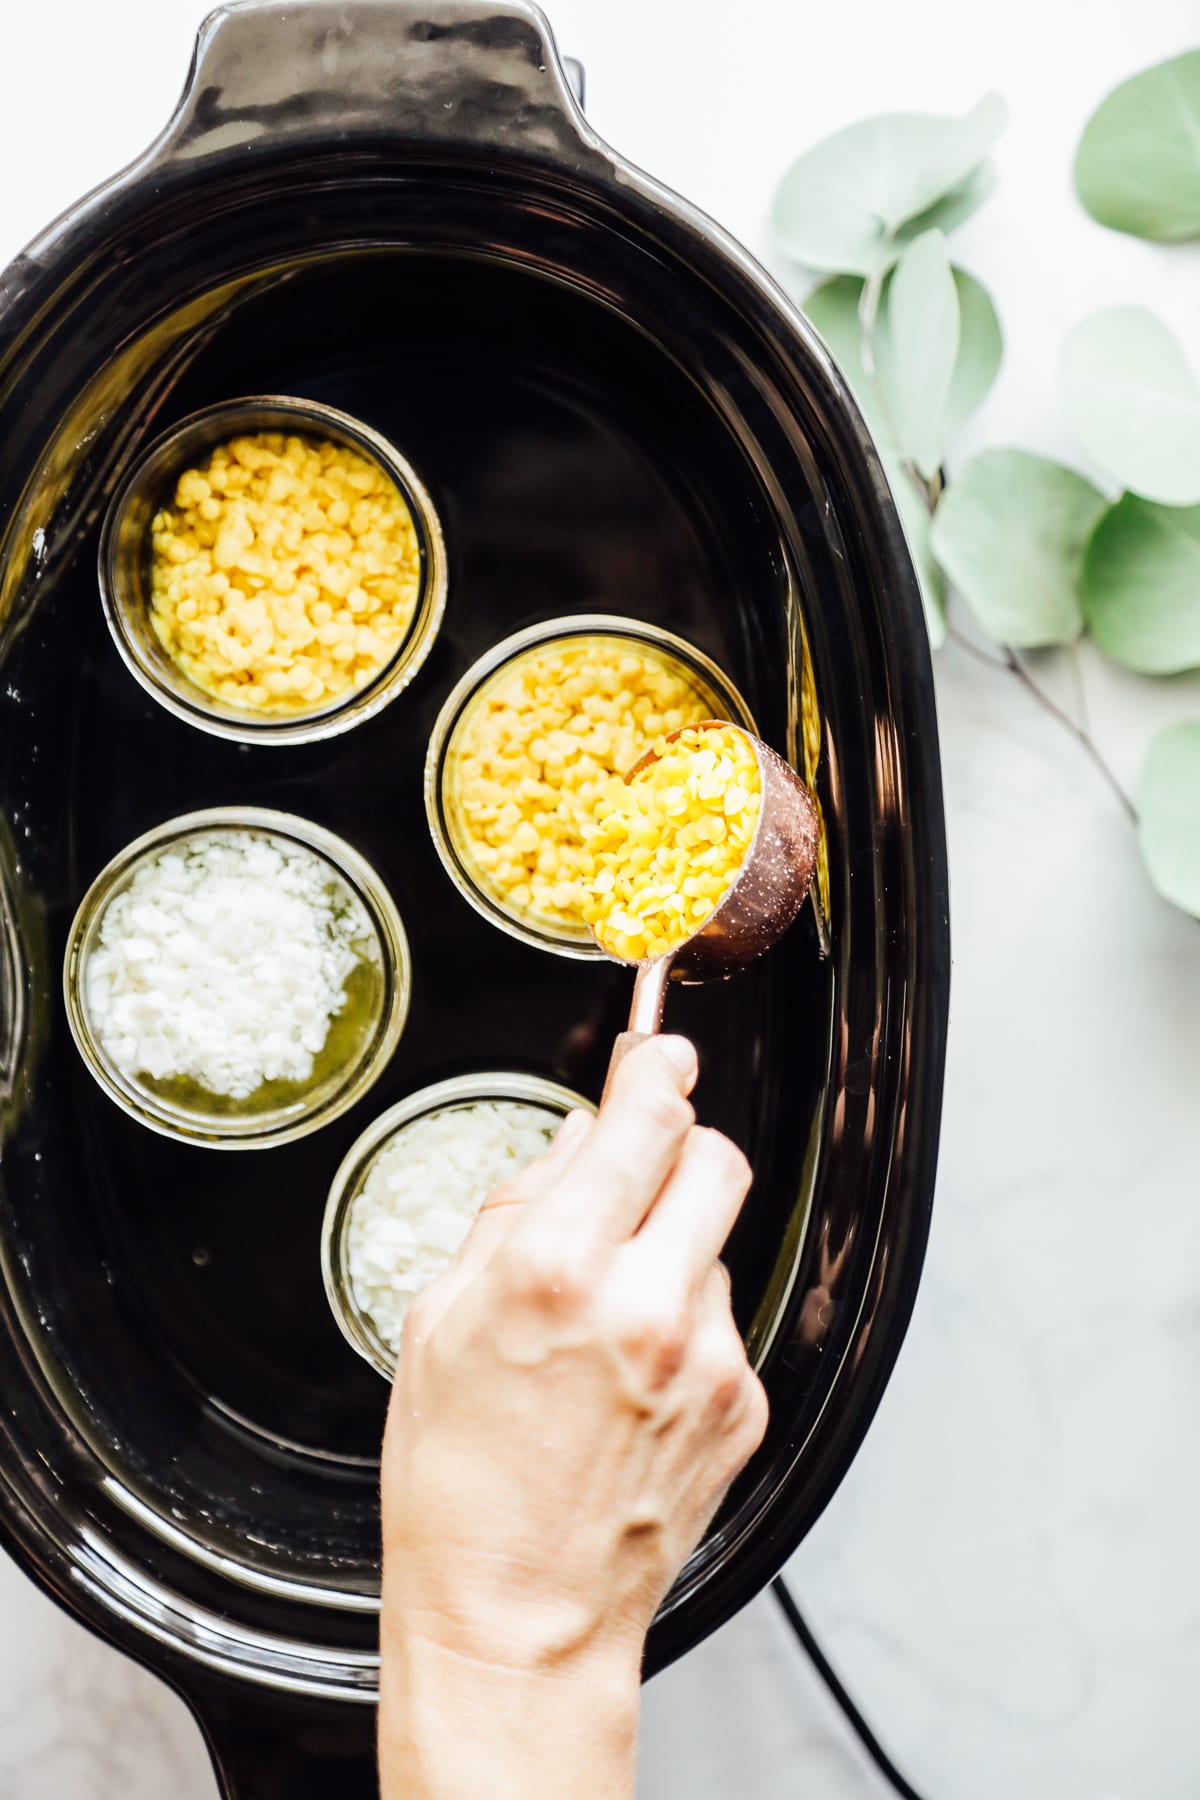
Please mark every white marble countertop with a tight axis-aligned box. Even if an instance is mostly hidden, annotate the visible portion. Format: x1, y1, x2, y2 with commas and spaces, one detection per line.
3, 1, 1199, 1795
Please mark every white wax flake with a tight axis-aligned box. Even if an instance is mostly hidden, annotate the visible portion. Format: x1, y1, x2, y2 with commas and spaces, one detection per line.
346, 1101, 560, 1351
86, 830, 375, 1099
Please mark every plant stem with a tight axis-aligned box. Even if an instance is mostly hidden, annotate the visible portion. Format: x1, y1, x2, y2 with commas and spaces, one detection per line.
945, 621, 1009, 671
945, 621, 1136, 822
1066, 643, 1090, 737
1002, 648, 1137, 823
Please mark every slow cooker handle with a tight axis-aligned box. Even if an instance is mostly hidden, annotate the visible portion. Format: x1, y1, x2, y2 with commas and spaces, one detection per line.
187, 1675, 380, 1799
151, 0, 593, 172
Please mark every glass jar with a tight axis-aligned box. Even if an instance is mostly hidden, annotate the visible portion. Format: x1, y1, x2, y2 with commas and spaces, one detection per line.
321, 1071, 595, 1378
99, 395, 448, 746
424, 614, 756, 958
63, 806, 411, 1147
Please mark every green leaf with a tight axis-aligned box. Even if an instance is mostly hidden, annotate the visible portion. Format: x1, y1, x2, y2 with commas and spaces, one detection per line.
902, 161, 998, 249
1075, 51, 1200, 241
885, 453, 946, 649
1061, 307, 1200, 506
1137, 722, 1200, 917
774, 96, 1007, 274
803, 265, 1002, 455
803, 276, 896, 451
883, 231, 960, 479
800, 283, 947, 645
928, 449, 1107, 647
1082, 495, 1200, 673
944, 266, 1004, 435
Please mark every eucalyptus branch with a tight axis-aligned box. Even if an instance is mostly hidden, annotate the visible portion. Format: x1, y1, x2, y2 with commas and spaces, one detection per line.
944, 621, 1008, 671
945, 620, 1136, 823
1002, 648, 1137, 823
778, 63, 1200, 919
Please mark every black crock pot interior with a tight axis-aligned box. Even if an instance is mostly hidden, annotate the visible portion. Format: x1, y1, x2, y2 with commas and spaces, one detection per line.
0, 0, 948, 1731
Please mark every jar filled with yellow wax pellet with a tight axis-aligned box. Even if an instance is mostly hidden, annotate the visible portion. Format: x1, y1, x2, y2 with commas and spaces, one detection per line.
583, 724, 763, 963
150, 433, 420, 712
426, 618, 756, 957
100, 399, 447, 746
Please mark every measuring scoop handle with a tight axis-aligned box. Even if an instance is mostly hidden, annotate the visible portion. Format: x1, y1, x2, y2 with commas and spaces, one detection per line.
601, 1029, 655, 1103
599, 954, 677, 1103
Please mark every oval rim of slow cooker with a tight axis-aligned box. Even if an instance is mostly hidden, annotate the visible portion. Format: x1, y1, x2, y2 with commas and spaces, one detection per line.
0, 41, 949, 1704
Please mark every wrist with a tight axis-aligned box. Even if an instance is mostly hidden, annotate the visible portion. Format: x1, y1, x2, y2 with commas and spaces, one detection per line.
380, 1613, 641, 1800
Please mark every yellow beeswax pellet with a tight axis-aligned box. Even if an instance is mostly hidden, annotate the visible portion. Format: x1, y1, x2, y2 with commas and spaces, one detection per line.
447, 637, 722, 931
584, 724, 762, 962
148, 432, 421, 714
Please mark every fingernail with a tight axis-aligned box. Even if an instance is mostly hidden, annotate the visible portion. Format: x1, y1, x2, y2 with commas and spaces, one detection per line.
657, 1036, 697, 1078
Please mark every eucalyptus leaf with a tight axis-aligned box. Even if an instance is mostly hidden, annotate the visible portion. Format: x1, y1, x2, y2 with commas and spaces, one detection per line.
1075, 51, 1200, 241
894, 94, 1009, 223
1136, 722, 1200, 918
944, 266, 1004, 433
928, 450, 1107, 646
803, 276, 897, 454
884, 231, 960, 479
1083, 495, 1200, 673
902, 161, 998, 249
885, 453, 947, 649
774, 95, 1007, 274
799, 282, 945, 644
1061, 307, 1200, 506
803, 265, 1002, 455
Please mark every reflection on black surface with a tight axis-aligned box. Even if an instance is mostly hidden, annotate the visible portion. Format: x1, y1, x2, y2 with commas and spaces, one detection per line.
0, 813, 45, 1150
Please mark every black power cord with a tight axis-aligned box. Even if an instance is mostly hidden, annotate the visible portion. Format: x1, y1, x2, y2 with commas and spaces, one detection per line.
771, 1576, 931, 1800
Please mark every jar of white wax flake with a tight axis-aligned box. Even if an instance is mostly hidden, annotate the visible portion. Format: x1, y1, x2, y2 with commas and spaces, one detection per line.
63, 807, 410, 1148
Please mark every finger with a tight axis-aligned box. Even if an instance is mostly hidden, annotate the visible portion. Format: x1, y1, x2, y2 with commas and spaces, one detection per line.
698, 1256, 739, 1320
537, 1036, 696, 1241
696, 1256, 738, 1331
694, 1265, 758, 1425
476, 1108, 593, 1216
695, 1285, 769, 1462
456, 1108, 595, 1276
631, 1124, 752, 1287
396, 1113, 594, 1343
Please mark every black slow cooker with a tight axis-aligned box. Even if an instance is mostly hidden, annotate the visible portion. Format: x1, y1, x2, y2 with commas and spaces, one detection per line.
0, 3, 949, 1792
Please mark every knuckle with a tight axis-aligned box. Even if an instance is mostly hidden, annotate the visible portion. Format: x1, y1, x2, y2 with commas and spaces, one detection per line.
740, 1372, 770, 1451
697, 1332, 751, 1412
710, 1365, 746, 1414
505, 1233, 590, 1311
613, 1296, 691, 1382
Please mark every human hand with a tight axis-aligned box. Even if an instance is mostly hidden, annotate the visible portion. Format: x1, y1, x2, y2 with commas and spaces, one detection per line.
379, 1035, 766, 1800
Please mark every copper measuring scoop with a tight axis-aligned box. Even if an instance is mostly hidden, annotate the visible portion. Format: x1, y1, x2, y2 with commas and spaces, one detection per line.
594, 723, 821, 1096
